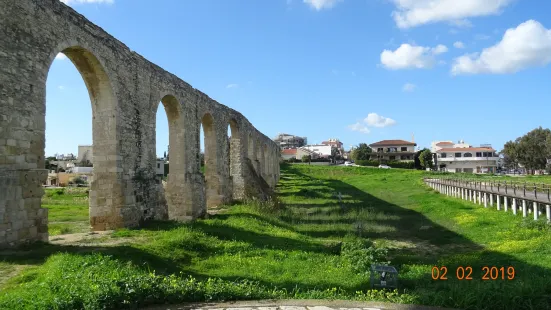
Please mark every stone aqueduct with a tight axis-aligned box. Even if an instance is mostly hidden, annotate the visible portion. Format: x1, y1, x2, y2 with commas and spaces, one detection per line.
0, 0, 280, 247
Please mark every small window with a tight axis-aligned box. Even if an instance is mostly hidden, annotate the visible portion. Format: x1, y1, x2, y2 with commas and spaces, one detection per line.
400, 155, 409, 160
464, 153, 473, 157
401, 147, 408, 151
389, 156, 396, 160
378, 148, 384, 152
441, 153, 447, 158
157, 163, 160, 168
455, 153, 462, 158
476, 152, 482, 157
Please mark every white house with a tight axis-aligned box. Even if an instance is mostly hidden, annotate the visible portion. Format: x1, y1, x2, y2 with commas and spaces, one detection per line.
434, 141, 498, 173
370, 139, 417, 162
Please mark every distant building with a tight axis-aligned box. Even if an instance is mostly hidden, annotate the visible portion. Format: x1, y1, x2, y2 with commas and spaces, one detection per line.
281, 148, 297, 160
321, 138, 344, 154
78, 145, 93, 165
274, 133, 307, 149
156, 159, 165, 176
297, 147, 319, 160
433, 140, 498, 173
302, 144, 332, 158
55, 153, 76, 161
370, 139, 417, 162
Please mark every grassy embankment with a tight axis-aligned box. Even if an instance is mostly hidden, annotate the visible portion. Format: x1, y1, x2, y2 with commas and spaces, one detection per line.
1, 164, 551, 309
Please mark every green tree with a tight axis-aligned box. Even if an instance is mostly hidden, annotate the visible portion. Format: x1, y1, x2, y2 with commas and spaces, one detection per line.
301, 155, 311, 163
414, 148, 428, 170
501, 139, 521, 171
350, 143, 372, 161
419, 149, 433, 169
517, 127, 551, 173
330, 147, 341, 163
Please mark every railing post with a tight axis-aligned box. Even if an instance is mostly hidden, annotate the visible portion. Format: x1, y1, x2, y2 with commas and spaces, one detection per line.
535, 183, 537, 199
523, 182, 526, 197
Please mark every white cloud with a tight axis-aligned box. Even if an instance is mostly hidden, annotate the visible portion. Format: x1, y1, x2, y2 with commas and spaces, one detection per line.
364, 113, 396, 128
402, 83, 416, 92
55, 53, 67, 60
432, 44, 448, 54
451, 20, 551, 75
304, 0, 342, 10
226, 84, 239, 89
475, 34, 491, 40
347, 122, 370, 134
380, 43, 448, 70
61, 0, 113, 4
453, 41, 465, 49
58, 85, 65, 90
449, 19, 473, 28
391, 0, 512, 29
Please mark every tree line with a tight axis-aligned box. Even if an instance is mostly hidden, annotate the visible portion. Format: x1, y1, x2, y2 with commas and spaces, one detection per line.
501, 126, 551, 174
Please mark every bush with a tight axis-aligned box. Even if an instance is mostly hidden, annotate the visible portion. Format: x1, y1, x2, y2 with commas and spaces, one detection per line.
354, 160, 415, 169
386, 161, 415, 169
341, 238, 390, 276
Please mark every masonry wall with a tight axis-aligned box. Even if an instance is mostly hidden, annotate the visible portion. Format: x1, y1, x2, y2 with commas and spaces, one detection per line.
0, 0, 279, 248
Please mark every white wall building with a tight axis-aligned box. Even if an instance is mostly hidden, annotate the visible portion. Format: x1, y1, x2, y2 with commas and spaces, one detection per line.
78, 145, 93, 164
434, 141, 499, 173
156, 159, 165, 176
302, 144, 332, 157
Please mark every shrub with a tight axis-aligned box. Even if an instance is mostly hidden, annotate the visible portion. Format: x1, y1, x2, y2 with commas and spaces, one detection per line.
341, 238, 390, 276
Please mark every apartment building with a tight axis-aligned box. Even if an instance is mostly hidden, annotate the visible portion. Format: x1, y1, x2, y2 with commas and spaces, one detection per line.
370, 139, 417, 162
433, 140, 498, 173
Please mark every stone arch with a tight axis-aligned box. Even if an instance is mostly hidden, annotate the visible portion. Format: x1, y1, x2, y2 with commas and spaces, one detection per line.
154, 94, 183, 219
45, 45, 120, 232
200, 112, 218, 207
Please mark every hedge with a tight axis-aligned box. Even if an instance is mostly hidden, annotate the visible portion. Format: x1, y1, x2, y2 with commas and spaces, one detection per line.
355, 160, 415, 169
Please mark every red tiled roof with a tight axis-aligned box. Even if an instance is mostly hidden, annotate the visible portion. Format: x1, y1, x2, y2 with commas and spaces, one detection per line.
281, 149, 297, 155
370, 139, 416, 146
436, 142, 454, 146
437, 147, 495, 152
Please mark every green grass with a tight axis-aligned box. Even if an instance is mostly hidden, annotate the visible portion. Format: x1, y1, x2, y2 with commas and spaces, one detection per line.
1, 165, 551, 309
43, 188, 90, 236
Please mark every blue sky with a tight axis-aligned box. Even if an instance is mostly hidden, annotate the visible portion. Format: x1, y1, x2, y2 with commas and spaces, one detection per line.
46, 0, 551, 157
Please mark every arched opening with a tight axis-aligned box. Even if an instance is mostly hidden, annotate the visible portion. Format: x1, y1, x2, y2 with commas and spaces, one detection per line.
43, 46, 118, 238
154, 95, 181, 219
200, 113, 218, 208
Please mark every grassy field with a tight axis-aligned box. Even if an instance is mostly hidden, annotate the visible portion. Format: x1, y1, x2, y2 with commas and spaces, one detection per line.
42, 187, 90, 236
1, 165, 551, 309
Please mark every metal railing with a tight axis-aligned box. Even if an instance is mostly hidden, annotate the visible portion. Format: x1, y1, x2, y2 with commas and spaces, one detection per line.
424, 176, 551, 202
